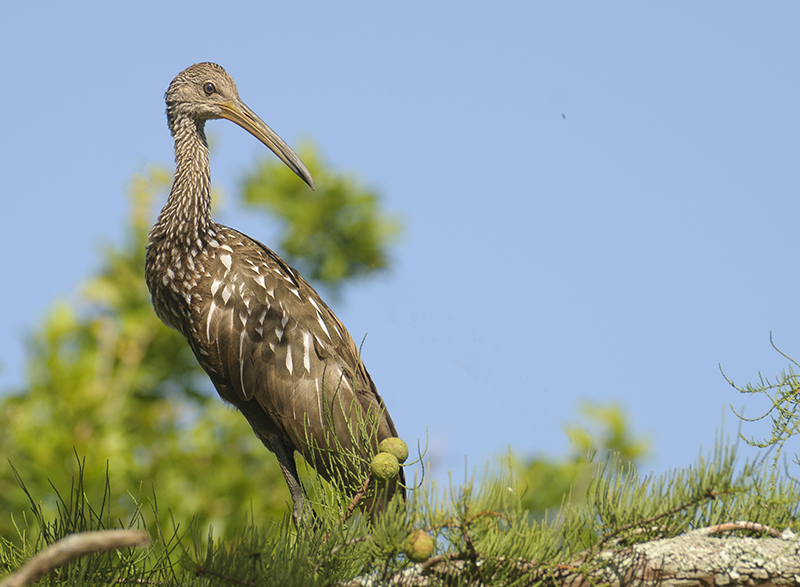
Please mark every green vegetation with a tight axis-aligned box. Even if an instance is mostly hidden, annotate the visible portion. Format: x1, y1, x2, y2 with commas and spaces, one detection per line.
2, 145, 800, 585
510, 401, 650, 519
242, 145, 401, 292
0, 144, 401, 541
2, 438, 797, 586
723, 335, 800, 472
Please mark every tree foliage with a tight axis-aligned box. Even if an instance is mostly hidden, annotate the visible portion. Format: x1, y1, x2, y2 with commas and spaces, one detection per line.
723, 334, 800, 472
2, 437, 798, 586
0, 143, 401, 540
242, 145, 401, 292
512, 401, 650, 519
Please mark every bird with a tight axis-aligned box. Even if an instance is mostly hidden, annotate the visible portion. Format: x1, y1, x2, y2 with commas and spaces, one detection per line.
145, 62, 404, 525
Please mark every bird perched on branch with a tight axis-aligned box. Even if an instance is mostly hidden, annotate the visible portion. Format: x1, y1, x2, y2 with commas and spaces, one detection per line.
145, 62, 404, 524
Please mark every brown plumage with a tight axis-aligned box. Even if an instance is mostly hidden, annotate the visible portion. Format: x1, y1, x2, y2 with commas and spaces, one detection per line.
145, 62, 404, 524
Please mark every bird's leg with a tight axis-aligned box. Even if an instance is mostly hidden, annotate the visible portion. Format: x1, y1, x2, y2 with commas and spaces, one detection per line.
272, 441, 315, 527
232, 400, 316, 526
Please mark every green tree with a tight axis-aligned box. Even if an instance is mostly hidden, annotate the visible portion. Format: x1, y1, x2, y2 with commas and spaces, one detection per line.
0, 144, 400, 539
512, 401, 650, 518
724, 335, 800, 472
242, 145, 401, 292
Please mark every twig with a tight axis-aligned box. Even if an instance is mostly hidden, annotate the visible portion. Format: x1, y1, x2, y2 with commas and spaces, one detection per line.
0, 529, 151, 587
598, 488, 733, 545
194, 565, 258, 587
343, 473, 372, 524
419, 552, 463, 574
313, 536, 373, 573
320, 473, 373, 547
693, 521, 783, 538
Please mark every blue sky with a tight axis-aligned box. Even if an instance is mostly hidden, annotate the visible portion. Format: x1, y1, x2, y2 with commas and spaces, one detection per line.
2, 3, 799, 483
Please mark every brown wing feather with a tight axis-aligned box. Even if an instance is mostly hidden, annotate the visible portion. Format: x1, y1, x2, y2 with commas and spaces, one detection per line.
189, 227, 403, 493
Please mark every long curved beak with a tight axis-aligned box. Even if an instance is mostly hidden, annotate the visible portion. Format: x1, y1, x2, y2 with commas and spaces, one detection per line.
218, 99, 315, 190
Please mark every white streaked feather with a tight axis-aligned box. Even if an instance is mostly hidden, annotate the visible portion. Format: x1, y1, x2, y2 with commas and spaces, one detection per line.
221, 284, 232, 304
302, 331, 311, 373
238, 330, 247, 396
316, 312, 331, 340
285, 344, 293, 374
205, 301, 217, 340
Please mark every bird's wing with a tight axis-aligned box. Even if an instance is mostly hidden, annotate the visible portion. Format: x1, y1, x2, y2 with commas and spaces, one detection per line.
191, 232, 397, 483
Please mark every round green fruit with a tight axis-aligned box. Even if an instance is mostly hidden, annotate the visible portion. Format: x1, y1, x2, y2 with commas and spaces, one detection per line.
404, 530, 434, 562
370, 452, 400, 480
378, 437, 409, 464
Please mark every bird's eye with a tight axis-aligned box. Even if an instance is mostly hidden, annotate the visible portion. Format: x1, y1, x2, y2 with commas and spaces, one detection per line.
203, 82, 216, 95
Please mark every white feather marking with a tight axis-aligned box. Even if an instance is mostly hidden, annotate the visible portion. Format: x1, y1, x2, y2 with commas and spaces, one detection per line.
166, 268, 175, 279
205, 302, 217, 340
255, 325, 263, 337
281, 315, 289, 328
220, 244, 234, 253
254, 274, 266, 289
289, 288, 302, 300
285, 344, 293, 374
316, 312, 331, 340
239, 330, 247, 394
258, 309, 267, 324
209, 239, 220, 248
275, 327, 284, 341
210, 279, 223, 296
266, 287, 275, 298
269, 341, 276, 352
302, 331, 311, 373
221, 285, 232, 304
220, 254, 232, 270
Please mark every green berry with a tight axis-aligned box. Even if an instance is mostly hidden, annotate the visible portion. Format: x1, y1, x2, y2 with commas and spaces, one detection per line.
378, 437, 409, 464
404, 530, 434, 562
371, 452, 400, 480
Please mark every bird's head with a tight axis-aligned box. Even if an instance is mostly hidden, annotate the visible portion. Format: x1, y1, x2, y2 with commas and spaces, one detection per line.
166, 62, 314, 190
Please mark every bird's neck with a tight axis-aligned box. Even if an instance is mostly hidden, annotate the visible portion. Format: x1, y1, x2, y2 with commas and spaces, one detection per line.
150, 116, 214, 247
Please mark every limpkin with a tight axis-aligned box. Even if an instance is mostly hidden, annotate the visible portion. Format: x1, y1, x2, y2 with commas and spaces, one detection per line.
145, 62, 404, 524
